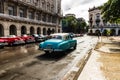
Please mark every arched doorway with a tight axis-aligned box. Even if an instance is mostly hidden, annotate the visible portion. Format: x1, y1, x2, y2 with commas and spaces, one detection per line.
51, 29, 55, 33
9, 25, 17, 35
37, 27, 41, 34
30, 27, 35, 35
43, 28, 46, 35
118, 30, 120, 36
110, 29, 116, 36
102, 29, 107, 36
21, 26, 27, 35
95, 30, 100, 36
89, 29, 93, 35
58, 29, 60, 33
0, 24, 4, 37
47, 28, 51, 35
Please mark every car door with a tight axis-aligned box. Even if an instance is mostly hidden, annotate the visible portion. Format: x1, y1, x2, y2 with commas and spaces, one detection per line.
68, 35, 76, 48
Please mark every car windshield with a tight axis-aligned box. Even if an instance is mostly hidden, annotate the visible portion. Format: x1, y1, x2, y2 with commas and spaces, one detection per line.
23, 35, 28, 37
33, 34, 39, 37
52, 35, 62, 39
7, 35, 16, 38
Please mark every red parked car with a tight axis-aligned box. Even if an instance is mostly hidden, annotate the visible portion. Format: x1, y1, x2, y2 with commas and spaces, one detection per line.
20, 34, 35, 43
0, 38, 8, 48
0, 35, 25, 46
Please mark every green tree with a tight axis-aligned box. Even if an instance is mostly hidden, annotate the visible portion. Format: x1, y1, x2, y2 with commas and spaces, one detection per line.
63, 16, 77, 33
101, 0, 120, 23
76, 19, 87, 33
62, 16, 87, 33
106, 29, 111, 37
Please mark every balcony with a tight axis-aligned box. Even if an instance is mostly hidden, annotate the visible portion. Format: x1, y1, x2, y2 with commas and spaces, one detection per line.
0, 13, 57, 26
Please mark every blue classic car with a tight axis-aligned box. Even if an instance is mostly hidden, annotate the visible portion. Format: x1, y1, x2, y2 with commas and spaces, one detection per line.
39, 33, 77, 53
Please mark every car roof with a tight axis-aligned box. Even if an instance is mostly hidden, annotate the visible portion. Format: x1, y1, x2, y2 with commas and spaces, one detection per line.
51, 33, 69, 36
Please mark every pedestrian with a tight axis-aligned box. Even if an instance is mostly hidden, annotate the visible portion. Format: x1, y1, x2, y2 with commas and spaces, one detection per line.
106, 30, 111, 39
97, 31, 100, 39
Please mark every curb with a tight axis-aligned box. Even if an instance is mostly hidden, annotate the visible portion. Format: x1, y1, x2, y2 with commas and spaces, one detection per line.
61, 41, 98, 80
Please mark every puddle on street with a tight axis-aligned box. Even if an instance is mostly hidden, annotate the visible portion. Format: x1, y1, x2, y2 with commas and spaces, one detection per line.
0, 43, 41, 64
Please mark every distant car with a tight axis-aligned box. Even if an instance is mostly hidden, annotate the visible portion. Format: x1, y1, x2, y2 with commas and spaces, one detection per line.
0, 39, 7, 48
39, 33, 77, 53
0, 35, 25, 46
0, 43, 4, 49
38, 34, 47, 41
32, 34, 45, 42
20, 34, 35, 43
69, 33, 75, 38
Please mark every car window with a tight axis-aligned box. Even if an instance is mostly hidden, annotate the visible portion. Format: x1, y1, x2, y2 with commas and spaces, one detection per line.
63, 36, 68, 40
33, 34, 39, 37
7, 35, 16, 38
52, 35, 62, 39
68, 35, 72, 40
23, 35, 27, 37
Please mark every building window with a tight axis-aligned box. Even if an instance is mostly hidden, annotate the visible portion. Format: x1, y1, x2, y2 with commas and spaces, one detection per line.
52, 16, 57, 23
42, 14, 46, 22
48, 15, 51, 22
28, 0, 32, 3
28, 11, 34, 19
34, 0, 38, 6
42, 0, 46, 9
47, 2, 50, 11
96, 13, 100, 19
36, 13, 41, 21
51, 5, 54, 12
42, 2, 45, 9
0, 1, 4, 13
8, 6, 14, 15
19, 9, 24, 17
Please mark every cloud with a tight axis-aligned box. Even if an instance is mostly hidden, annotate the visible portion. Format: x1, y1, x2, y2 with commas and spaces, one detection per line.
61, 0, 108, 22
80, 0, 95, 5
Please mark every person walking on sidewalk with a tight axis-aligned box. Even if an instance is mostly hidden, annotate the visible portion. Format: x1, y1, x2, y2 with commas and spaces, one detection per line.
106, 30, 111, 39
97, 31, 100, 39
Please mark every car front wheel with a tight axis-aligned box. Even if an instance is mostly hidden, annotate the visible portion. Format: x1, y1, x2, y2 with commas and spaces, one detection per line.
45, 50, 53, 54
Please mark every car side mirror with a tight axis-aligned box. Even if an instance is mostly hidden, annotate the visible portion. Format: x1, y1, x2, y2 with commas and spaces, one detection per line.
70, 35, 73, 39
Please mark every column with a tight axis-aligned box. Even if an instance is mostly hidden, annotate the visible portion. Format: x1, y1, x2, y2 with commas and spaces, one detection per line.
3, 1, 7, 14
25, 7, 28, 18
41, 27, 43, 35
16, 5, 19, 16
116, 28, 118, 35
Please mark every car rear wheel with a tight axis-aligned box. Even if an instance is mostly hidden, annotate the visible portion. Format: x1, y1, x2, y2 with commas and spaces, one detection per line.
45, 51, 53, 54
9, 43, 13, 46
0, 45, 4, 49
73, 43, 77, 50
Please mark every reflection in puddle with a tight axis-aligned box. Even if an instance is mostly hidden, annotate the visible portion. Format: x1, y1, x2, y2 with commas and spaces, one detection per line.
0, 43, 40, 64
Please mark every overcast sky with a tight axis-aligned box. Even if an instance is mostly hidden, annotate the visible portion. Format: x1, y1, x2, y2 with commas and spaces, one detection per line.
61, 0, 108, 22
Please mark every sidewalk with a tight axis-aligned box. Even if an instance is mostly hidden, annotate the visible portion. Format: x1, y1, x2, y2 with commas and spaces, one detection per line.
77, 36, 120, 80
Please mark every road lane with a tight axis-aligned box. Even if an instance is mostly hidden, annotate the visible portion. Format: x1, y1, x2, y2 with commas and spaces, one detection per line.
0, 36, 98, 80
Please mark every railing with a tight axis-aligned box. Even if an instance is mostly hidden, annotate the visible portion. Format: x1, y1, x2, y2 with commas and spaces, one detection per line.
0, 13, 58, 26
10, 0, 56, 14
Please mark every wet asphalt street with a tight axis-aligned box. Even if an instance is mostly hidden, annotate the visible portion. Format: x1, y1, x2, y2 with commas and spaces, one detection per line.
0, 35, 98, 80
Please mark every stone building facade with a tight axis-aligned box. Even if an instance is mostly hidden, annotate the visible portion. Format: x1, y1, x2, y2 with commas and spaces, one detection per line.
0, 0, 62, 37
88, 7, 120, 36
